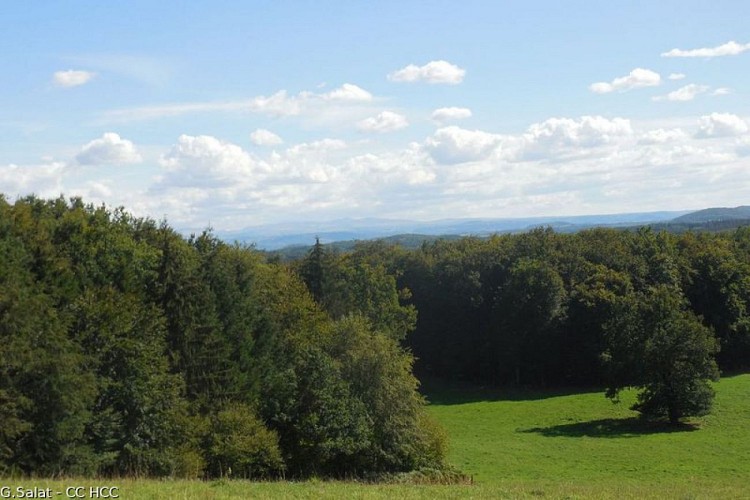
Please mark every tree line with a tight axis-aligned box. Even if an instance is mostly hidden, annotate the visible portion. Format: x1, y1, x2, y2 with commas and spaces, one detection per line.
0, 196, 445, 478
297, 226, 750, 424
3, 194, 747, 478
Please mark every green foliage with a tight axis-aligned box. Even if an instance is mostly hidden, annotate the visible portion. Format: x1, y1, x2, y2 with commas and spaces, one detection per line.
603, 286, 720, 423
330, 315, 447, 471
206, 404, 284, 478
0, 196, 447, 478
487, 258, 567, 385
297, 241, 417, 341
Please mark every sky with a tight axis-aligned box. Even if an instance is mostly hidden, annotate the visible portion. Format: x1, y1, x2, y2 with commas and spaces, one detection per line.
1, 1, 749, 233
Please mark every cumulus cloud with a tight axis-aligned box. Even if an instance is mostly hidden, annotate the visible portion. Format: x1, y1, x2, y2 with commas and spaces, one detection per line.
387, 60, 466, 84
142, 133, 441, 228
320, 83, 373, 102
589, 68, 661, 94
431, 107, 473, 123
357, 111, 409, 133
53, 69, 96, 88
668, 73, 686, 81
653, 84, 710, 102
737, 138, 750, 157
76, 133, 142, 165
245, 90, 304, 116
425, 126, 507, 164
285, 138, 347, 157
11, 110, 750, 236
662, 41, 750, 58
424, 116, 634, 165
520, 116, 633, 159
159, 134, 266, 188
0, 162, 66, 197
695, 113, 749, 138
250, 129, 283, 146
639, 128, 688, 145
712, 88, 732, 96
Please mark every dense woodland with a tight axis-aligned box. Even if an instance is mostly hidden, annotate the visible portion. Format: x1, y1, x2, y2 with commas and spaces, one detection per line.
0, 196, 444, 478
1, 195, 749, 478
294, 219, 750, 423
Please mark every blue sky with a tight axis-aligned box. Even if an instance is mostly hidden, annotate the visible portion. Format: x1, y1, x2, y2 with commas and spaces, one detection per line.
1, 1, 749, 232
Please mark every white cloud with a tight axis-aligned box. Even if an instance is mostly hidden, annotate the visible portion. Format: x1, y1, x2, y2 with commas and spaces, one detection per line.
53, 70, 96, 88
10, 111, 750, 236
321, 83, 373, 102
695, 113, 749, 138
668, 73, 686, 80
250, 129, 283, 146
387, 60, 466, 84
159, 134, 266, 188
431, 107, 473, 123
246, 90, 303, 116
101, 84, 376, 123
76, 133, 142, 165
357, 111, 409, 133
737, 137, 750, 157
639, 128, 688, 145
83, 181, 113, 199
590, 68, 661, 94
0, 162, 66, 197
425, 126, 506, 164
141, 134, 440, 229
662, 41, 750, 58
712, 87, 732, 96
285, 138, 347, 157
425, 116, 634, 165
653, 83, 710, 102
520, 116, 633, 159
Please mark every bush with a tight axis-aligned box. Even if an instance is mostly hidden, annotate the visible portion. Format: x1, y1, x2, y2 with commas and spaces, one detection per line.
206, 404, 284, 478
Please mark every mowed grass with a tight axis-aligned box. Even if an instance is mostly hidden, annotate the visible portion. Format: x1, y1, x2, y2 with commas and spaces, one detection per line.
3, 375, 748, 498
425, 373, 750, 496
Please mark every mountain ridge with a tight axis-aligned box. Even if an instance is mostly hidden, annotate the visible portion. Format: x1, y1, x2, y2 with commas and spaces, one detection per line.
219, 210, 693, 250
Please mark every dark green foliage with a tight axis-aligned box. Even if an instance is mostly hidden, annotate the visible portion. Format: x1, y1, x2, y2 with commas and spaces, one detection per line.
0, 195, 446, 478
487, 258, 566, 385
297, 241, 417, 341
603, 286, 720, 423
330, 315, 447, 472
363, 226, 745, 397
680, 233, 750, 369
279, 346, 373, 476
206, 404, 284, 478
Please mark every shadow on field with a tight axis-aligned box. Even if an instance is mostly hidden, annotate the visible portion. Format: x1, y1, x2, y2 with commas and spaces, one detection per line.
520, 418, 699, 438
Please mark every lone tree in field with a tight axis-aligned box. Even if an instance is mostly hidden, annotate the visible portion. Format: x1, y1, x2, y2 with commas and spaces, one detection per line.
603, 285, 720, 424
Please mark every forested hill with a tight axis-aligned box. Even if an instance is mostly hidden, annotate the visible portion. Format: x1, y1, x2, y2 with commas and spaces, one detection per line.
266, 206, 750, 259
293, 225, 750, 424
0, 195, 446, 479
3, 195, 749, 479
671, 206, 750, 223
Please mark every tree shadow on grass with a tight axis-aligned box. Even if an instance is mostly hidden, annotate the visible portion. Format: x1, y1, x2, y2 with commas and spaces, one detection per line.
520, 417, 699, 438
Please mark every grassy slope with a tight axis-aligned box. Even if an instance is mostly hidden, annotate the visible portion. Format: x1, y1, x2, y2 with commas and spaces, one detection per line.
3, 375, 748, 498
427, 373, 750, 495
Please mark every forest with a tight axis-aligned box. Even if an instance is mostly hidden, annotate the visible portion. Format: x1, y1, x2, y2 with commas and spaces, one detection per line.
1, 195, 749, 479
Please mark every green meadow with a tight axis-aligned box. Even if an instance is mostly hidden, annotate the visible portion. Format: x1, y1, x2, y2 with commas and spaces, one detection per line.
425, 373, 750, 497
5, 374, 748, 499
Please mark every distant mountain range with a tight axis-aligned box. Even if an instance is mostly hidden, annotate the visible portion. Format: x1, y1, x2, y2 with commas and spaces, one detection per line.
670, 206, 750, 224
217, 206, 750, 252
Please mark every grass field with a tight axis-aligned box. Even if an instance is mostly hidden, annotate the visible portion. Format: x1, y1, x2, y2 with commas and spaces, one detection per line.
3, 375, 748, 498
